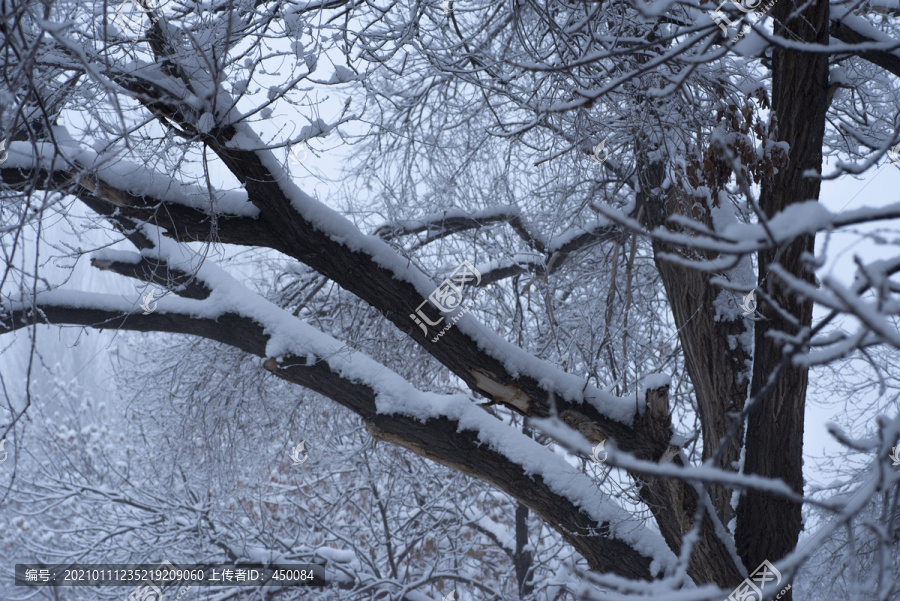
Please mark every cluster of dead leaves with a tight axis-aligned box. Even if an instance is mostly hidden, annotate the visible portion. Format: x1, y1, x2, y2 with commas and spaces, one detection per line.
675, 85, 787, 208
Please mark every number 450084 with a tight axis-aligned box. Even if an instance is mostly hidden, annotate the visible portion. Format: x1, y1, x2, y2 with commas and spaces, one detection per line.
272, 569, 315, 582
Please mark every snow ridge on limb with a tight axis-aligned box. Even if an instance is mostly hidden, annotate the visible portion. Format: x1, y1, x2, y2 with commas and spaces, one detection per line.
41, 40, 647, 438
767, 256, 900, 366
829, 11, 900, 80
2, 119, 646, 446
3, 126, 742, 585
593, 198, 900, 262
531, 383, 745, 589
175, 117, 649, 428
0, 239, 674, 583
0, 139, 269, 248
372, 205, 546, 252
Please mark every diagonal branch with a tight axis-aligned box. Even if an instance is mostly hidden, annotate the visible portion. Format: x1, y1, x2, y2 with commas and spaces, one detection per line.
373, 206, 547, 254
91, 251, 212, 299
4, 139, 742, 587
829, 18, 900, 80
0, 296, 664, 582
0, 158, 271, 249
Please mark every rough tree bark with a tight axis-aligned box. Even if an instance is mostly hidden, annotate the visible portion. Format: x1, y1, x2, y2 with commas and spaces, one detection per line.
735, 0, 830, 595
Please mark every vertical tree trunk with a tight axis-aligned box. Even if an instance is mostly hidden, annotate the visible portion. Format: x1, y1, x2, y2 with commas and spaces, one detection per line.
639, 157, 752, 535
735, 0, 830, 595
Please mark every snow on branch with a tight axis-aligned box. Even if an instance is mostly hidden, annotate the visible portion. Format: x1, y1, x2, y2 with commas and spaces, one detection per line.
0, 242, 675, 582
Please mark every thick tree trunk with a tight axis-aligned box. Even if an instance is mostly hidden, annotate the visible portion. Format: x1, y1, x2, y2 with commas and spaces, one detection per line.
735, 0, 829, 595
636, 155, 748, 588
651, 255, 749, 530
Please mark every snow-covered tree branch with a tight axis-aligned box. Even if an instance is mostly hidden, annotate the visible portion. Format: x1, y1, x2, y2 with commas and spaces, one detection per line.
3, 0, 900, 599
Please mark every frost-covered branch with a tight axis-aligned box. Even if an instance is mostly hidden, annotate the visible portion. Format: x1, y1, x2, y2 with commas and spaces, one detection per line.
0, 258, 673, 583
